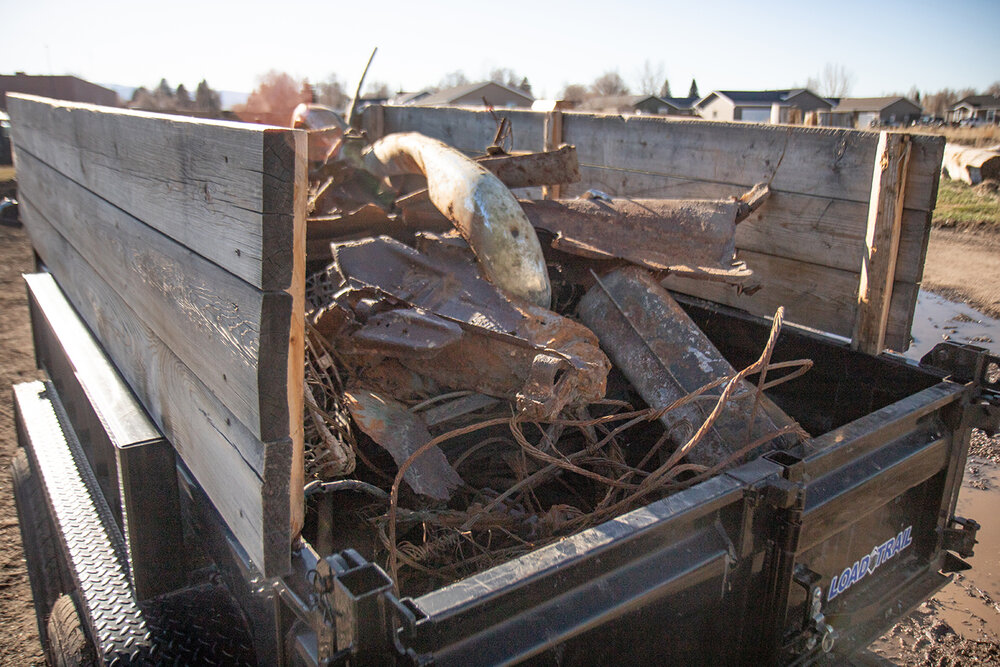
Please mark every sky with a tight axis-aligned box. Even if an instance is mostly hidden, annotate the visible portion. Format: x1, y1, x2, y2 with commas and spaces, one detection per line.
4, 0, 999, 101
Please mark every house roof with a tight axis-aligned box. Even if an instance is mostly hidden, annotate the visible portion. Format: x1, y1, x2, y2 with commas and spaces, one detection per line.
698, 89, 829, 108
952, 94, 1000, 110
391, 90, 431, 105
661, 96, 699, 109
833, 96, 919, 112
417, 81, 533, 107
577, 94, 657, 111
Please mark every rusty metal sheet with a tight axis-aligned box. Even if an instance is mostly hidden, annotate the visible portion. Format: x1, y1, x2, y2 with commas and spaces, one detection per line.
364, 132, 552, 307
344, 389, 462, 500
578, 266, 797, 467
352, 308, 462, 357
520, 194, 763, 283
330, 235, 609, 420
475, 145, 581, 189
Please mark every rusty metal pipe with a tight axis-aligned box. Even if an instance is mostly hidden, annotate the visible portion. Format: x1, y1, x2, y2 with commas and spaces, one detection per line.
364, 133, 552, 308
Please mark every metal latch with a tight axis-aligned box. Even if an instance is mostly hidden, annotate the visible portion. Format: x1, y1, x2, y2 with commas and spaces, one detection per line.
942, 516, 980, 558
791, 565, 839, 655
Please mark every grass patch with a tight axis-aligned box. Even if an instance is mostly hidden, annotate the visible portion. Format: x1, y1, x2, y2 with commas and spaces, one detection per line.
934, 178, 1000, 230
0, 165, 14, 184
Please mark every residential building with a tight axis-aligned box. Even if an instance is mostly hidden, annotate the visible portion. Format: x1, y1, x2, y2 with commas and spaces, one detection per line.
0, 73, 119, 110
695, 89, 831, 123
950, 95, 1000, 124
824, 96, 922, 128
411, 81, 533, 108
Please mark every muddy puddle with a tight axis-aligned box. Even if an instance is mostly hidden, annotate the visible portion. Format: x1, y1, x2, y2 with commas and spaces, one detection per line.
898, 290, 1000, 642
904, 290, 1000, 360
933, 458, 1000, 642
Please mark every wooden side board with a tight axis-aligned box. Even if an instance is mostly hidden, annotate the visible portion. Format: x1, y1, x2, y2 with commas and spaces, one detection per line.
16, 150, 290, 442
376, 106, 546, 153
21, 199, 292, 575
7, 94, 298, 291
11, 96, 306, 576
367, 105, 943, 352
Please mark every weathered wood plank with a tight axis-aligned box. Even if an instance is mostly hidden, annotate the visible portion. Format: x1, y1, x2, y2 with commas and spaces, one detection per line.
21, 198, 292, 575
542, 110, 564, 199
381, 106, 546, 154
7, 94, 299, 291
661, 249, 913, 346
853, 133, 912, 354
15, 149, 290, 442
562, 176, 927, 284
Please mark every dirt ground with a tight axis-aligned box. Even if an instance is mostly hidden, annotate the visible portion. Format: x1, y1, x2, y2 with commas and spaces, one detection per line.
0, 220, 47, 665
922, 228, 1000, 319
0, 196, 998, 665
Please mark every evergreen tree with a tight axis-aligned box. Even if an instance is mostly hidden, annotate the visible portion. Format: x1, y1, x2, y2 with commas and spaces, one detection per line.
688, 79, 699, 99
659, 79, 672, 98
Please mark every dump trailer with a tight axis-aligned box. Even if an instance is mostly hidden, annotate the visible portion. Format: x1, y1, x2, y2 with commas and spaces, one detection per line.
7, 94, 1000, 665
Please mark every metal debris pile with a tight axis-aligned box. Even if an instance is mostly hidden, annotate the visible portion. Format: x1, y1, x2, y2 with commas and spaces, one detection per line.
297, 104, 812, 596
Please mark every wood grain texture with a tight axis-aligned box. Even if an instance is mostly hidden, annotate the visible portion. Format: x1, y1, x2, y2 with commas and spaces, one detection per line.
20, 198, 292, 575
15, 149, 291, 442
660, 249, 913, 348
381, 106, 546, 154
853, 133, 912, 354
562, 176, 927, 283
542, 110, 564, 200
7, 94, 299, 291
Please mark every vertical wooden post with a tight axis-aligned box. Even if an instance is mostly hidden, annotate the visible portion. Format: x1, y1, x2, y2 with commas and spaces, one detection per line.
542, 110, 564, 200
852, 132, 911, 354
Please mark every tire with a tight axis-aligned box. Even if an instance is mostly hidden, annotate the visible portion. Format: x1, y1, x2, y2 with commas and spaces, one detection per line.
46, 594, 96, 667
10, 449, 70, 643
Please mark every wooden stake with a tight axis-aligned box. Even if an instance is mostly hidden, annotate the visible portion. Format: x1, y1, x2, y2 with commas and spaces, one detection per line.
853, 132, 911, 354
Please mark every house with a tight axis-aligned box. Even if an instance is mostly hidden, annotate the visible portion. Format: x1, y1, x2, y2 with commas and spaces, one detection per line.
950, 94, 1000, 124
660, 96, 700, 116
389, 90, 431, 106
576, 95, 699, 116
0, 73, 119, 110
695, 89, 831, 123
412, 81, 533, 109
823, 96, 922, 128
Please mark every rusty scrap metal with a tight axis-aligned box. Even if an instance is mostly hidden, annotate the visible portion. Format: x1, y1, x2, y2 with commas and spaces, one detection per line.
578, 266, 799, 467
521, 187, 769, 283
344, 388, 462, 500
328, 235, 609, 420
475, 145, 581, 189
363, 132, 552, 307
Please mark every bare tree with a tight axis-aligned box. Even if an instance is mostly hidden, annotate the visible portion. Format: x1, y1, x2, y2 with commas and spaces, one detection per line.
439, 70, 469, 89
637, 60, 665, 96
818, 63, 854, 98
234, 70, 310, 126
561, 83, 588, 103
364, 81, 390, 97
315, 74, 349, 111
988, 81, 1000, 96
591, 71, 630, 97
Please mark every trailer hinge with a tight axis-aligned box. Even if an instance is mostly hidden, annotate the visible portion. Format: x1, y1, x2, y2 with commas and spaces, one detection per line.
942, 516, 980, 559
920, 342, 1000, 393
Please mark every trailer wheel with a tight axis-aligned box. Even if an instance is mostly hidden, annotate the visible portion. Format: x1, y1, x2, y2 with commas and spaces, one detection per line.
46, 594, 96, 667
10, 449, 69, 641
